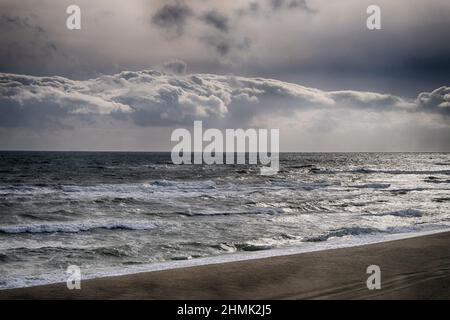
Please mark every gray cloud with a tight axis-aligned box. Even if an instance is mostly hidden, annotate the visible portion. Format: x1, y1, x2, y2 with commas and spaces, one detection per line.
202, 11, 229, 32
0, 14, 45, 33
162, 60, 187, 75
151, 3, 241, 59
416, 86, 450, 116
269, 0, 313, 12
237, 0, 315, 16
0, 73, 131, 129
1, 69, 448, 131
0, 14, 67, 75
199, 35, 252, 63
150, 0, 313, 61
151, 2, 193, 37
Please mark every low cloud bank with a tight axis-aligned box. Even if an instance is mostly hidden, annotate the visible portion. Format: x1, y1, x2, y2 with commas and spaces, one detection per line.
0, 68, 448, 129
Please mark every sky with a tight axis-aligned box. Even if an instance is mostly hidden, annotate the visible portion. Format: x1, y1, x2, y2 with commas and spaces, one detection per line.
0, 0, 449, 151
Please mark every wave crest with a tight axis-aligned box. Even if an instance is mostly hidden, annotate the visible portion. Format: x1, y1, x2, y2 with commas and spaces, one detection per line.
0, 220, 158, 234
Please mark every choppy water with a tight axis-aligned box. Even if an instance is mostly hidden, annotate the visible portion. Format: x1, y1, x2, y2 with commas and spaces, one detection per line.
0, 152, 449, 289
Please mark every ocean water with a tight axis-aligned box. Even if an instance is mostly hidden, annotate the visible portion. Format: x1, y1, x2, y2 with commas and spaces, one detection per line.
0, 152, 449, 289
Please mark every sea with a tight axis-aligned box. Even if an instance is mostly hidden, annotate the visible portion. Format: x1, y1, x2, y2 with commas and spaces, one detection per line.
0, 151, 449, 289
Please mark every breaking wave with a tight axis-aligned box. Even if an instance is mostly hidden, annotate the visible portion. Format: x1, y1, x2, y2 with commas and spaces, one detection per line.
0, 220, 158, 234
303, 227, 381, 242
376, 209, 423, 218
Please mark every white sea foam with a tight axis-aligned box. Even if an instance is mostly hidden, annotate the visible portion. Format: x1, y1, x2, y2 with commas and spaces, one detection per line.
1, 226, 449, 290
0, 220, 158, 234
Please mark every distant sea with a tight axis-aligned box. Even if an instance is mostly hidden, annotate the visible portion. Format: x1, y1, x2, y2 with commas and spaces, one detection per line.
0, 151, 449, 289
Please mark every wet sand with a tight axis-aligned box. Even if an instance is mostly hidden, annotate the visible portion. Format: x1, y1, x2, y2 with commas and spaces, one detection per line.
1, 231, 450, 299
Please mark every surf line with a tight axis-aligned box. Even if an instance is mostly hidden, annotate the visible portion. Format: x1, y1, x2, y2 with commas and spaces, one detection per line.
171, 120, 279, 175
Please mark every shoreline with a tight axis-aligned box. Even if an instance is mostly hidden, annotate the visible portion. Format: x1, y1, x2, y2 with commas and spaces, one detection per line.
1, 227, 449, 291
1, 230, 450, 299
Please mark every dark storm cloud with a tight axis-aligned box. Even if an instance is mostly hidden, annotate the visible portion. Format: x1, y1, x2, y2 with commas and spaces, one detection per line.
150, 4, 237, 58
151, 3, 193, 37
202, 11, 229, 32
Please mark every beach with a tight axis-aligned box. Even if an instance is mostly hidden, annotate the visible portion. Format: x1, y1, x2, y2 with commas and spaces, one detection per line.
1, 231, 449, 300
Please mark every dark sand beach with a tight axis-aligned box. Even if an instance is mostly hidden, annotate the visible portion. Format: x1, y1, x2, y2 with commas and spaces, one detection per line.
1, 231, 450, 300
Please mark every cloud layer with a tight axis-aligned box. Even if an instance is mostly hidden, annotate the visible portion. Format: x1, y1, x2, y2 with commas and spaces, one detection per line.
1, 69, 448, 130
1, 0, 449, 97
